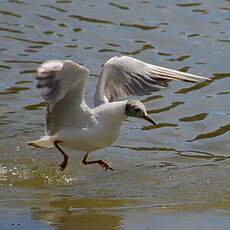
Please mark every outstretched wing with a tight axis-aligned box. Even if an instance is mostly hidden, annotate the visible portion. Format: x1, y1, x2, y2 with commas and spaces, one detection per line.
36, 60, 89, 108
94, 56, 210, 106
36, 60, 90, 135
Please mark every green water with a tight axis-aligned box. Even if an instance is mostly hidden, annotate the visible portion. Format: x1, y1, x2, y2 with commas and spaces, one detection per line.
0, 0, 229, 229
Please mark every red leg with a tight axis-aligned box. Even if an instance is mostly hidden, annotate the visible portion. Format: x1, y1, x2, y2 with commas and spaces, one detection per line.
82, 153, 114, 171
54, 140, 69, 171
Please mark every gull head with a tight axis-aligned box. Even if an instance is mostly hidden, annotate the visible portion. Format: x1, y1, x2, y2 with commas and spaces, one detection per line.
125, 100, 156, 125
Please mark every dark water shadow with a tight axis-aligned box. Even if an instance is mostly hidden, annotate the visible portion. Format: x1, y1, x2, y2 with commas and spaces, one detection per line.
187, 124, 230, 142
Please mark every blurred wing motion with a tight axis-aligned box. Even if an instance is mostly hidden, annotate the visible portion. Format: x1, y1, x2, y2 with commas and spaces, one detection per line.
28, 60, 91, 147
94, 56, 210, 106
34, 59, 90, 141
36, 60, 90, 109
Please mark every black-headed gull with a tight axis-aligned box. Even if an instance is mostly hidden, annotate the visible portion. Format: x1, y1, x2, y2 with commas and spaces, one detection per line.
27, 56, 210, 171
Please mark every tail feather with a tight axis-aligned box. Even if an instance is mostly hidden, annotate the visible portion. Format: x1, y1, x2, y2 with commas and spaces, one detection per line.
27, 136, 54, 148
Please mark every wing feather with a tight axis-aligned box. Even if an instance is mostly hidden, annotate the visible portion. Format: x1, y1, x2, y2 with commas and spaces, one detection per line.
36, 60, 91, 135
36, 60, 90, 108
94, 56, 210, 106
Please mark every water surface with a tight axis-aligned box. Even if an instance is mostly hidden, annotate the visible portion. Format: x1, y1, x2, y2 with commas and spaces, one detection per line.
0, 0, 230, 229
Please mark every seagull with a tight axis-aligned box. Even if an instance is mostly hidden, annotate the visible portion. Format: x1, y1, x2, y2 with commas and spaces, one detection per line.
27, 56, 210, 171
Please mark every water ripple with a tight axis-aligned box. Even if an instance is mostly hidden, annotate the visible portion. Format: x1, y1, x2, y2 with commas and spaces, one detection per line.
192, 9, 209, 14
8, 0, 27, 5
4, 60, 41, 64
148, 101, 185, 114
19, 69, 36, 74
176, 3, 202, 7
0, 64, 11, 69
0, 27, 23, 34
35, 14, 56, 21
0, 86, 30, 95
99, 44, 155, 55
69, 14, 114, 24
108, 2, 129, 10
142, 122, 178, 131
166, 55, 191, 62
0, 10, 20, 18
213, 73, 230, 80
120, 23, 159, 30
175, 80, 212, 94
40, 4, 68, 13
217, 39, 230, 43
3, 36, 52, 45
56, 0, 71, 3
179, 113, 209, 122
114, 145, 176, 153
23, 102, 47, 111
187, 124, 230, 142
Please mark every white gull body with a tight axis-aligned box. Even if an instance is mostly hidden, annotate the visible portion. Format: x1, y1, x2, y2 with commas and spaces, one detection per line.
27, 56, 210, 171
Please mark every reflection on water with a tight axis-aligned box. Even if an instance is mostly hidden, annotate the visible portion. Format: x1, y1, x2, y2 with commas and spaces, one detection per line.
0, 0, 230, 229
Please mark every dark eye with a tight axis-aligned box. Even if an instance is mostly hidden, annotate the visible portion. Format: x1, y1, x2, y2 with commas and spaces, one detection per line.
134, 108, 140, 112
